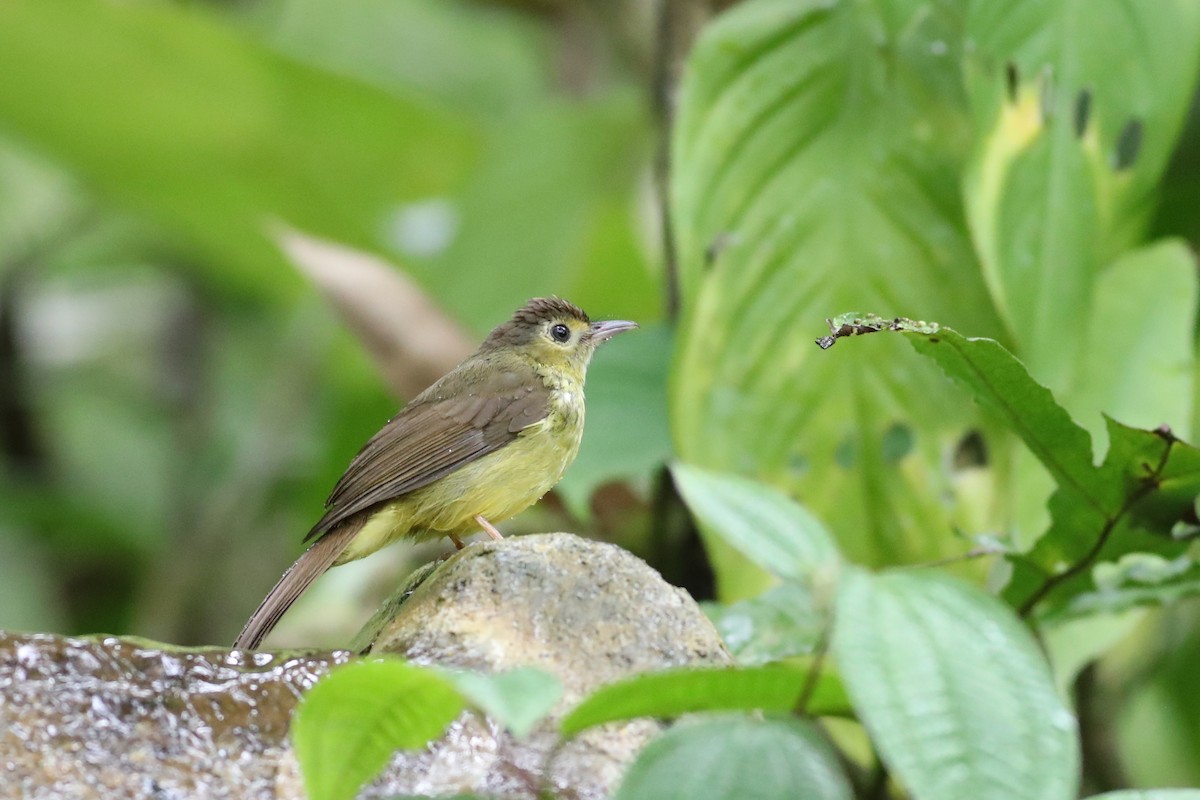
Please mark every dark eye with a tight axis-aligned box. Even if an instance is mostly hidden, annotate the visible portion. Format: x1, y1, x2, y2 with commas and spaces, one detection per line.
550, 323, 571, 343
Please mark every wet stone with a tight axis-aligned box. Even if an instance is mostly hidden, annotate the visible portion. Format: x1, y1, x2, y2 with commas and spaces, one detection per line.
0, 533, 730, 799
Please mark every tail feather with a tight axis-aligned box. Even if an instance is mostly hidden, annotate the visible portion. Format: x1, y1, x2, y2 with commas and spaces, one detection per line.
233, 520, 361, 650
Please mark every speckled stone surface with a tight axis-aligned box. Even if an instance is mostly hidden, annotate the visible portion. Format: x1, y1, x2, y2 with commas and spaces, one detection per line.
0, 533, 730, 799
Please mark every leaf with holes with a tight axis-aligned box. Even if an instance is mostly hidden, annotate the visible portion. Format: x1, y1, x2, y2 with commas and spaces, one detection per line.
833, 568, 1079, 800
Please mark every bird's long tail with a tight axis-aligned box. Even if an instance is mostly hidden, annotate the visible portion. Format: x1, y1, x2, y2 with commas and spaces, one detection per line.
233, 519, 362, 650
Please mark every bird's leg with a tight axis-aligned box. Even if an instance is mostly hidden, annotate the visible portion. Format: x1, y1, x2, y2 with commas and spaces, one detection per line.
475, 515, 504, 541
449, 533, 466, 550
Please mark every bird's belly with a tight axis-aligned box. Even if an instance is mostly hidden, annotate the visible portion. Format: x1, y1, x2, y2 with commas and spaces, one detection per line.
334, 416, 582, 564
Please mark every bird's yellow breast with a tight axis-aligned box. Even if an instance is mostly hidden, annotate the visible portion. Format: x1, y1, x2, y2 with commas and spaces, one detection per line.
335, 386, 584, 565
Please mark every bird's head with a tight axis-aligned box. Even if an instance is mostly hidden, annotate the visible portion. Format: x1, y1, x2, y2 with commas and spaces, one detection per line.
481, 297, 638, 377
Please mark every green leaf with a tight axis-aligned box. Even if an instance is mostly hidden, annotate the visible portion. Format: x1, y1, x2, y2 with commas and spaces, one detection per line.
560, 664, 848, 736
905, 328, 1096, 498
292, 659, 465, 800
444, 667, 562, 739
616, 716, 851, 800
670, 0, 1005, 576
671, 463, 839, 590
705, 582, 824, 665
967, 1, 1200, 254
1086, 793, 1200, 800
0, 0, 475, 298
1005, 419, 1200, 615
1069, 240, 1198, 447
833, 569, 1079, 800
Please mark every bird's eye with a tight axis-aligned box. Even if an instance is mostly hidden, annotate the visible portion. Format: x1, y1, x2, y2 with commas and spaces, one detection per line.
550, 323, 571, 343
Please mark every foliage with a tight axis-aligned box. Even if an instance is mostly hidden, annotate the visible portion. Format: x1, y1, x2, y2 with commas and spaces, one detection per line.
4, 0, 1200, 796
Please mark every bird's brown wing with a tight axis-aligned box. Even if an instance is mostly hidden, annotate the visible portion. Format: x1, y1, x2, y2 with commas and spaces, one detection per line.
305, 372, 550, 542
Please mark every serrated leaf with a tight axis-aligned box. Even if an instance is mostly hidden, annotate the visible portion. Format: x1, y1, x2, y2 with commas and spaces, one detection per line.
833, 569, 1079, 800
560, 665, 849, 736
292, 659, 465, 800
672, 463, 839, 587
1005, 419, 1200, 615
444, 667, 562, 739
905, 328, 1096, 499
615, 716, 852, 800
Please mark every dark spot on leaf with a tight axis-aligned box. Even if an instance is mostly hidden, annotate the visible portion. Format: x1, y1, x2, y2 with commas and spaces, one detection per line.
1005, 62, 1019, 103
835, 435, 856, 469
882, 423, 913, 463
1114, 119, 1143, 170
1073, 89, 1092, 138
928, 336, 940, 344
953, 430, 988, 470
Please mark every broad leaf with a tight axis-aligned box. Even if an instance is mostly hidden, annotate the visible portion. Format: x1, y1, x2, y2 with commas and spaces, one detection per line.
561, 664, 849, 736
833, 569, 1079, 800
292, 659, 464, 800
967, 1, 1200, 255
672, 463, 839, 594
670, 0, 1004, 577
615, 716, 852, 800
1069, 240, 1198, 447
445, 667, 562, 739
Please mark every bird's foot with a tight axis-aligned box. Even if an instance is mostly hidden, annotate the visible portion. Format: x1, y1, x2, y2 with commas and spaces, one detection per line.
449, 533, 466, 550
475, 515, 504, 541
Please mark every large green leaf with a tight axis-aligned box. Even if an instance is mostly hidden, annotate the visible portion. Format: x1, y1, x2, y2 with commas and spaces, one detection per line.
0, 0, 475, 298
669, 0, 1003, 571
1068, 240, 1198, 447
292, 659, 464, 800
962, 1, 1200, 390
615, 716, 852, 800
672, 463, 838, 600
967, 1, 1200, 254
560, 664, 849, 736
833, 569, 1080, 800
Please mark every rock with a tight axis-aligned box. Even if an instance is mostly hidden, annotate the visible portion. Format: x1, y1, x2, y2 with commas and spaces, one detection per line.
0, 533, 730, 799
356, 533, 732, 799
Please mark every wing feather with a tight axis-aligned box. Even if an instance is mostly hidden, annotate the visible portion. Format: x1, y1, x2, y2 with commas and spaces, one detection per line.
305, 376, 549, 541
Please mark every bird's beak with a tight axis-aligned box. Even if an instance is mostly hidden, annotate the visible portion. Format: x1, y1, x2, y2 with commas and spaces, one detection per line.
589, 319, 639, 343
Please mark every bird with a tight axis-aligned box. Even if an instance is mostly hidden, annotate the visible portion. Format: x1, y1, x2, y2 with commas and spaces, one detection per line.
233, 297, 637, 649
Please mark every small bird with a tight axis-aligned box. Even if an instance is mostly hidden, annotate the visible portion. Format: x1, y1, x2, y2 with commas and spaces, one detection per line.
234, 297, 637, 649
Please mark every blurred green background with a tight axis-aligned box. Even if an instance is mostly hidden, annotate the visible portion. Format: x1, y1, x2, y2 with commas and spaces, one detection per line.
4, 0, 1200, 791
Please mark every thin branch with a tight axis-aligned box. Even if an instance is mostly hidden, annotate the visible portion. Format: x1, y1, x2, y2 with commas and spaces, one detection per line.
1018, 430, 1177, 618
793, 625, 830, 716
